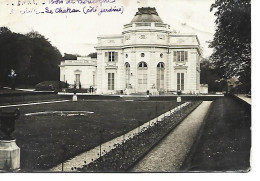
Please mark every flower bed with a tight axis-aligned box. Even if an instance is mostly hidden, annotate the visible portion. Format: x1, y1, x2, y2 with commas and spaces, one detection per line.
77, 101, 202, 172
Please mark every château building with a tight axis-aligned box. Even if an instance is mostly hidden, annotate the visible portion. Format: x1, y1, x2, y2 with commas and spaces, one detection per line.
60, 7, 202, 94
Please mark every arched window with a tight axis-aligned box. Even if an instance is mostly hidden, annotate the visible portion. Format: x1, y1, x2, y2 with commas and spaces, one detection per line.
137, 62, 148, 92
139, 61, 147, 68
125, 62, 130, 88
157, 62, 165, 91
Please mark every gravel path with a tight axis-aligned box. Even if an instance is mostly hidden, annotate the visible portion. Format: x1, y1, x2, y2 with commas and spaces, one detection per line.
49, 102, 191, 172
131, 101, 212, 172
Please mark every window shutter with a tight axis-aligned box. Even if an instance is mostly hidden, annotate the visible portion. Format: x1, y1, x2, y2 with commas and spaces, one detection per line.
173, 51, 177, 62
184, 51, 188, 61
105, 52, 108, 57
114, 52, 118, 62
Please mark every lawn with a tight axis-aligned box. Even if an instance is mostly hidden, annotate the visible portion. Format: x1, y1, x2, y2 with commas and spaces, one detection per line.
1, 100, 181, 171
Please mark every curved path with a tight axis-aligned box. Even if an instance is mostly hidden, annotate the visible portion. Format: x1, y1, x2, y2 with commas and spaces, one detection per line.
131, 101, 212, 172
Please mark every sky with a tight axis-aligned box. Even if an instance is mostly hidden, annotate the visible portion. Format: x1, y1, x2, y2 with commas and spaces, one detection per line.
0, 0, 216, 57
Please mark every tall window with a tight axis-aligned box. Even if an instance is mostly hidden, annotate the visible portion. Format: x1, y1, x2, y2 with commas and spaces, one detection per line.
157, 62, 165, 91
105, 52, 118, 62
75, 74, 80, 87
174, 51, 188, 62
125, 62, 130, 88
177, 73, 184, 91
138, 62, 148, 92
108, 73, 115, 90
109, 52, 115, 62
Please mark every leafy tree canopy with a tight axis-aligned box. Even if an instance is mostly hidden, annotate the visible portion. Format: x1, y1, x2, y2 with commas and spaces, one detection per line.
87, 52, 97, 59
0, 27, 62, 86
63, 53, 77, 60
209, 0, 251, 92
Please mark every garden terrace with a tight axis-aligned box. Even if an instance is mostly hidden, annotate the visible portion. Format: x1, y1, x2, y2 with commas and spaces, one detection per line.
0, 100, 190, 171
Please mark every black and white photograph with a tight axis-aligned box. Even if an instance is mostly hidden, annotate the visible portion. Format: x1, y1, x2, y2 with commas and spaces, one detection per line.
0, 0, 253, 176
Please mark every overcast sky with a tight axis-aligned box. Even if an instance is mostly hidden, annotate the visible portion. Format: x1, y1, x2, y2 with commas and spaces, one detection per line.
0, 0, 216, 57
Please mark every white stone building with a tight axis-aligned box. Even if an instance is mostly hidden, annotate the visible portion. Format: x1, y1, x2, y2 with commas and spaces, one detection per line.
60, 7, 202, 94
59, 56, 97, 89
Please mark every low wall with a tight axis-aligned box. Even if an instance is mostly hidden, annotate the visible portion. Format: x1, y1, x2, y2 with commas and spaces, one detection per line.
57, 94, 224, 101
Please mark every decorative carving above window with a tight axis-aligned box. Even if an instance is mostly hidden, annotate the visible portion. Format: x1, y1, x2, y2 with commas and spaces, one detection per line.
125, 35, 130, 40
177, 38, 185, 43
108, 40, 115, 43
139, 35, 146, 39
157, 34, 165, 40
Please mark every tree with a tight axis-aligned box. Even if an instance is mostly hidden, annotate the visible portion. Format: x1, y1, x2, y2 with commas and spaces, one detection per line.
26, 31, 62, 84
200, 58, 224, 92
63, 53, 77, 60
0, 27, 32, 86
209, 0, 251, 92
87, 52, 97, 59
0, 28, 62, 86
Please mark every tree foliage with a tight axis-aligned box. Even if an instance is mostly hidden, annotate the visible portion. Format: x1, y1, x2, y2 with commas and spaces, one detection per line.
200, 58, 226, 92
209, 0, 251, 92
63, 53, 77, 60
0, 28, 62, 86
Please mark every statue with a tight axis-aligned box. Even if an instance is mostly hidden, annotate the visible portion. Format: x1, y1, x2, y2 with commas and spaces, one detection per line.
8, 69, 17, 90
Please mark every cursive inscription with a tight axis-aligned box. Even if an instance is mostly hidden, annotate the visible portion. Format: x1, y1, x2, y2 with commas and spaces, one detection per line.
6, 0, 124, 15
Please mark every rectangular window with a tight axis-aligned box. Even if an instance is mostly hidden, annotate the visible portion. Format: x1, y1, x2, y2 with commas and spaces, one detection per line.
177, 73, 184, 91
174, 51, 188, 62
106, 52, 118, 62
76, 74, 80, 87
108, 73, 115, 90
108, 52, 115, 62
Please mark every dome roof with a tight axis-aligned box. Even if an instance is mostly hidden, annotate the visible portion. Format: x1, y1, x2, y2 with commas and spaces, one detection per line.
131, 7, 163, 23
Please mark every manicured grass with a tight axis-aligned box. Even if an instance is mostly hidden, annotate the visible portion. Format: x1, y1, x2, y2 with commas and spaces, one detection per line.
0, 88, 28, 95
181, 97, 251, 172
1, 100, 180, 171
0, 94, 63, 105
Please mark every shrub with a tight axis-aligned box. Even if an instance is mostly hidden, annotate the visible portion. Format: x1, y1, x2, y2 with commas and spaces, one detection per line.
35, 81, 66, 91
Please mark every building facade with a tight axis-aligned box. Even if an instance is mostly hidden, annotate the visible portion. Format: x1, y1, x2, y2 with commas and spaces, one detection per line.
60, 7, 202, 94
60, 56, 97, 89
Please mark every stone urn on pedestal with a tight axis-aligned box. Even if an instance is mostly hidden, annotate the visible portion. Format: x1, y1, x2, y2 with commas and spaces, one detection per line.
0, 109, 20, 171
125, 84, 134, 95
150, 84, 159, 96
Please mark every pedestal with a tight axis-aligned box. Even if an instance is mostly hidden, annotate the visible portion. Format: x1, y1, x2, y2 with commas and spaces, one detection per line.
150, 89, 159, 96
125, 88, 134, 95
0, 139, 20, 171
72, 94, 77, 101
